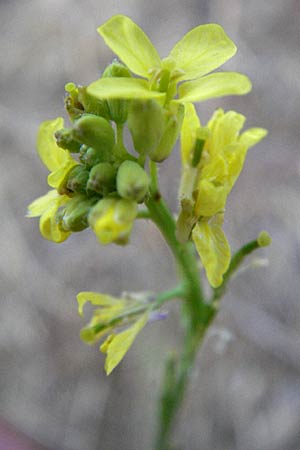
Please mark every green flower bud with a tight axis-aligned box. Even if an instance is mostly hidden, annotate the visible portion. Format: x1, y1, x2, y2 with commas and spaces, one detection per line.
102, 59, 132, 78
64, 83, 84, 122
87, 162, 116, 195
127, 100, 165, 156
59, 195, 98, 232
66, 165, 90, 194
77, 86, 110, 119
102, 60, 132, 124
116, 161, 149, 203
72, 114, 115, 156
55, 128, 82, 153
257, 231, 272, 247
79, 146, 106, 168
149, 103, 184, 162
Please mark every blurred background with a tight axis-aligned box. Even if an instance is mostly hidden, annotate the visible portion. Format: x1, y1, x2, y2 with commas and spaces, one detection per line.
1, 0, 300, 449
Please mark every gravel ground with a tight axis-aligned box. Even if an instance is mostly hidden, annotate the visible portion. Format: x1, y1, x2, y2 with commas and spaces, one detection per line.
1, 1, 300, 449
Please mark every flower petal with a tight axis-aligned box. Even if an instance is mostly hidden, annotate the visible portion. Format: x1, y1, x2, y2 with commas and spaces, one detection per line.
169, 23, 237, 81
39, 201, 71, 243
77, 291, 123, 316
37, 118, 69, 172
192, 216, 230, 288
101, 313, 148, 375
26, 190, 59, 217
87, 78, 165, 101
180, 103, 201, 164
178, 72, 252, 103
47, 159, 77, 190
239, 127, 268, 148
194, 179, 227, 217
98, 15, 161, 78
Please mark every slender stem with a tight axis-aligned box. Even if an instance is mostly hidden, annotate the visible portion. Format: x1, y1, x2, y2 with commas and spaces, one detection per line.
146, 163, 213, 330
136, 209, 152, 219
212, 239, 260, 304
91, 285, 184, 336
146, 162, 215, 449
155, 327, 206, 450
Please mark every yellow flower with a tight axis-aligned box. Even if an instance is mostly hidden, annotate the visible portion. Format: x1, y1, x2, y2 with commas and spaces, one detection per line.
77, 291, 149, 374
88, 197, 138, 245
178, 104, 267, 287
27, 190, 71, 242
27, 118, 78, 242
87, 15, 252, 105
37, 117, 77, 192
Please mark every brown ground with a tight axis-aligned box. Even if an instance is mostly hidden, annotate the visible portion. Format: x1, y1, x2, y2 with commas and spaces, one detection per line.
1, 1, 300, 449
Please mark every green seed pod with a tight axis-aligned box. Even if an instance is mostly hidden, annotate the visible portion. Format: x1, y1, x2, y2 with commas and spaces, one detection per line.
66, 165, 90, 194
127, 100, 165, 156
72, 114, 115, 156
78, 86, 110, 119
87, 162, 116, 195
102, 60, 132, 124
149, 103, 184, 162
55, 128, 82, 153
60, 195, 98, 232
116, 160, 149, 203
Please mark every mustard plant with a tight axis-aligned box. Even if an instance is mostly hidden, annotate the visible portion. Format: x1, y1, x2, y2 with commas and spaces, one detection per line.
28, 15, 270, 449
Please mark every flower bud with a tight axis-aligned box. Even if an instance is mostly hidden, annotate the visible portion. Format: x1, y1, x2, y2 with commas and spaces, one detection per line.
79, 146, 106, 168
64, 83, 84, 122
60, 195, 98, 232
87, 162, 116, 195
102, 60, 132, 79
77, 86, 110, 119
55, 128, 82, 153
127, 100, 165, 155
88, 197, 137, 245
257, 231, 272, 247
102, 60, 132, 124
116, 161, 149, 203
66, 165, 90, 194
72, 114, 115, 156
149, 103, 184, 162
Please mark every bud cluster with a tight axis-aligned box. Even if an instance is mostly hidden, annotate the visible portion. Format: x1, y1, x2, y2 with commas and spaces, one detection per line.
32, 59, 186, 245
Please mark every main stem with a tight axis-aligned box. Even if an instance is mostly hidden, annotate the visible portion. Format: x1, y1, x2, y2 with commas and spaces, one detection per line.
146, 162, 215, 450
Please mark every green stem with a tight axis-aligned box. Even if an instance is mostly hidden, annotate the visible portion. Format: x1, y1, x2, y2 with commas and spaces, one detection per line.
146, 162, 215, 449
91, 286, 184, 335
212, 239, 260, 304
146, 163, 213, 330
155, 328, 205, 450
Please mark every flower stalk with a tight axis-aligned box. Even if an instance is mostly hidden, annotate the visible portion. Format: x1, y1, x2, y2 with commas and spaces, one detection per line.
27, 14, 271, 449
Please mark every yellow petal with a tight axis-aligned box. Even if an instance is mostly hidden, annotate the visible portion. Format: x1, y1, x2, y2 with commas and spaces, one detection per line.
47, 158, 77, 190
87, 77, 165, 100
208, 111, 245, 156
180, 103, 201, 164
178, 72, 252, 103
98, 15, 161, 78
77, 291, 123, 316
39, 202, 71, 243
26, 190, 59, 217
192, 216, 231, 287
169, 23, 237, 81
37, 118, 69, 171
239, 127, 268, 148
194, 179, 227, 217
101, 313, 148, 375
